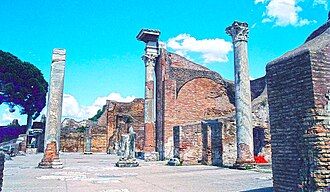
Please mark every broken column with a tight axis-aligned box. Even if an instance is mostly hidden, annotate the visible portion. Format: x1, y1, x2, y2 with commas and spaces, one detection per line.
137, 29, 160, 160
0, 152, 4, 192
226, 22, 255, 165
38, 48, 66, 169
84, 126, 92, 154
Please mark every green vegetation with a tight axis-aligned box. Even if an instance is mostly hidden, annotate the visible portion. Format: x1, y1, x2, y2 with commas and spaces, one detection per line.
76, 126, 87, 133
0, 50, 48, 128
89, 105, 106, 122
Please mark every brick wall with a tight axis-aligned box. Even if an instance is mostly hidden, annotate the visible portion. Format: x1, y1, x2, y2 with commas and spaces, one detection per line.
106, 99, 145, 153
267, 22, 329, 191
173, 119, 236, 166
156, 50, 235, 159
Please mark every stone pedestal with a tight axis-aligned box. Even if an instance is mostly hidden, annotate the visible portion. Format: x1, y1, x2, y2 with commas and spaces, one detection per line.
38, 141, 63, 169
116, 157, 139, 167
137, 29, 160, 157
226, 21, 255, 165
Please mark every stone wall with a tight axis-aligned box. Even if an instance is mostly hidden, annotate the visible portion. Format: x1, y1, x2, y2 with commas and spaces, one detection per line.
266, 20, 329, 191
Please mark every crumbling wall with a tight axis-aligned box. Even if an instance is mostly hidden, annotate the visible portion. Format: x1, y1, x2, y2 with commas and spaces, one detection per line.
106, 99, 144, 153
173, 119, 236, 166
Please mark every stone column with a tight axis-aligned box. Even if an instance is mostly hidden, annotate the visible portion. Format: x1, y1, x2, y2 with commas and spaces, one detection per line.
226, 22, 255, 165
0, 152, 4, 192
39, 48, 66, 169
137, 29, 160, 156
84, 126, 92, 154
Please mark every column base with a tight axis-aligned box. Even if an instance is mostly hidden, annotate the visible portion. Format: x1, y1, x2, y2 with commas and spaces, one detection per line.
116, 158, 139, 167
38, 141, 63, 169
143, 151, 159, 161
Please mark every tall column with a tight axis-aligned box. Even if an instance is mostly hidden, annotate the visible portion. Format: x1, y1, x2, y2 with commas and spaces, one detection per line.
137, 29, 160, 158
226, 22, 255, 165
39, 48, 66, 169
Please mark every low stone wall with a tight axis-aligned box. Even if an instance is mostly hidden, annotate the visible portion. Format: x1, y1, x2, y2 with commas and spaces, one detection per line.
0, 153, 5, 191
173, 119, 236, 166
174, 123, 203, 165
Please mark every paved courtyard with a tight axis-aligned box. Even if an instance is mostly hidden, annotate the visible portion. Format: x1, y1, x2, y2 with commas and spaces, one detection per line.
3, 153, 273, 192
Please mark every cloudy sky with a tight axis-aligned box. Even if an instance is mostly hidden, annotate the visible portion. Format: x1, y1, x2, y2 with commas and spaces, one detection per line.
0, 0, 328, 125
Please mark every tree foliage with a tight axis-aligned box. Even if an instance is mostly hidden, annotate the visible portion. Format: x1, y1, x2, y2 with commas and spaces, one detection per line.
89, 105, 106, 122
0, 50, 48, 126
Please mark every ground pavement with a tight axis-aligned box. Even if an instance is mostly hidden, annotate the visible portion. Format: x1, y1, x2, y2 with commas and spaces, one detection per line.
3, 153, 273, 192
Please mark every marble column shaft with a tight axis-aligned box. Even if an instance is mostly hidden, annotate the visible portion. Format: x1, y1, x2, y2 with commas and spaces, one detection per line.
226, 22, 255, 164
45, 48, 66, 151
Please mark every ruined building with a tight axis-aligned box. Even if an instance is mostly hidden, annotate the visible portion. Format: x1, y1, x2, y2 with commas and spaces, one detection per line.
137, 28, 270, 165
154, 49, 270, 164
61, 99, 145, 154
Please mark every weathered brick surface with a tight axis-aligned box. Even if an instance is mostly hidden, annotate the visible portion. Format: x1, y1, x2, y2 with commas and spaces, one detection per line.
173, 123, 203, 165
106, 99, 144, 153
266, 21, 329, 191
173, 119, 236, 166
38, 141, 61, 168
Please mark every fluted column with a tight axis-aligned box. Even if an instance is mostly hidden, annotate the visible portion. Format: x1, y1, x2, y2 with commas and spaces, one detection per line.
137, 29, 160, 155
226, 22, 255, 164
39, 48, 66, 169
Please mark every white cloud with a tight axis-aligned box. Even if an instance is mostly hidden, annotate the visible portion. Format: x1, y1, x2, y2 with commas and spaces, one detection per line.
61, 93, 136, 121
167, 34, 232, 63
0, 92, 136, 125
255, 0, 266, 4
257, 0, 315, 27
0, 107, 22, 126
313, 0, 328, 10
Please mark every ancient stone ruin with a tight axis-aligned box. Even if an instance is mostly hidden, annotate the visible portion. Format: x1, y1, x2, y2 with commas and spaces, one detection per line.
60, 99, 144, 155
267, 16, 330, 191
39, 48, 66, 169
116, 126, 139, 167
134, 28, 271, 165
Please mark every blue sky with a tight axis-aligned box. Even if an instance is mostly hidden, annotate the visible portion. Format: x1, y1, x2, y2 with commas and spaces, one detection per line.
0, 0, 328, 124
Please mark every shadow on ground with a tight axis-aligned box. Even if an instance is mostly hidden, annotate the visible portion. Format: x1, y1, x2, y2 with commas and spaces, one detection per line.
242, 187, 273, 192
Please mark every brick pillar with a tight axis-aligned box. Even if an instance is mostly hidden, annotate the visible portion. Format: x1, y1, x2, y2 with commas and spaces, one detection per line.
137, 29, 160, 159
226, 22, 255, 165
0, 153, 4, 192
39, 48, 66, 169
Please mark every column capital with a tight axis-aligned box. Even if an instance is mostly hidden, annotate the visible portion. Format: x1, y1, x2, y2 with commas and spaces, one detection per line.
226, 21, 249, 42
142, 54, 157, 67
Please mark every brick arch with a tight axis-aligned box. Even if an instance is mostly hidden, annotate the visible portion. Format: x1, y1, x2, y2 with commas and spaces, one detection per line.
175, 78, 234, 126
172, 69, 225, 96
